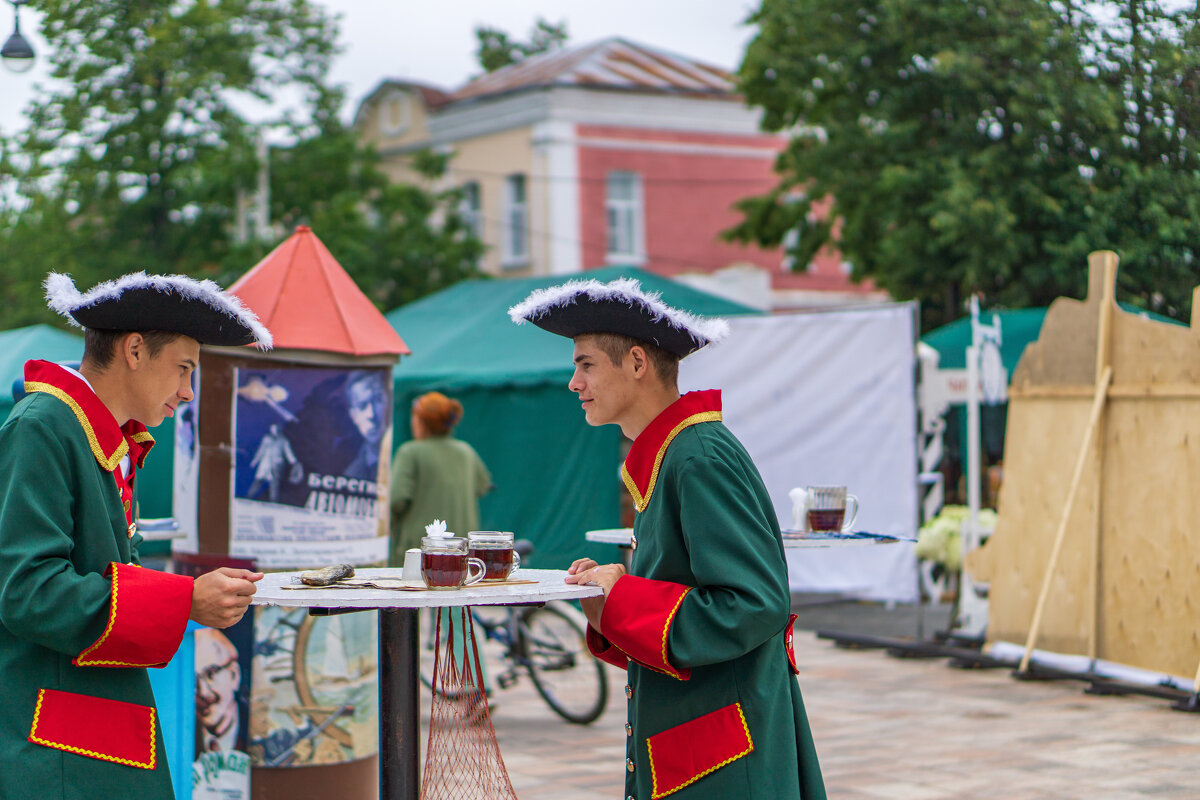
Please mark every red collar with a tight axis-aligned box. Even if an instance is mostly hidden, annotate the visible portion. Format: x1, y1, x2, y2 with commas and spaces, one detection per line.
621, 390, 722, 512
23, 361, 155, 472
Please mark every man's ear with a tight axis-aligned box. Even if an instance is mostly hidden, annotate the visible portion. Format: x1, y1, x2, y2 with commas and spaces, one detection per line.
121, 332, 146, 369
627, 345, 649, 379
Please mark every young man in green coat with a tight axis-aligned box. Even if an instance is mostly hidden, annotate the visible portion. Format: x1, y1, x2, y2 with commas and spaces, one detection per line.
0, 273, 272, 800
510, 278, 826, 800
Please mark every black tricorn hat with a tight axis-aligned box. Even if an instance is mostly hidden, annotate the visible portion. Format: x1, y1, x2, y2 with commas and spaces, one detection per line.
45, 272, 272, 349
508, 277, 729, 357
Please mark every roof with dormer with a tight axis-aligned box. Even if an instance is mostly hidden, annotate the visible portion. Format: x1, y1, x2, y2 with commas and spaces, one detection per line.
450, 37, 735, 103
355, 37, 737, 122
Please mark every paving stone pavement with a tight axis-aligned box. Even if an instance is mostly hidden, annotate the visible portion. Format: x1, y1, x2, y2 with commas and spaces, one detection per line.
459, 624, 1200, 800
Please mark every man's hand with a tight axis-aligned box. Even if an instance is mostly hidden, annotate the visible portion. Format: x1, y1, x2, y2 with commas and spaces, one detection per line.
190, 567, 264, 629
565, 558, 626, 633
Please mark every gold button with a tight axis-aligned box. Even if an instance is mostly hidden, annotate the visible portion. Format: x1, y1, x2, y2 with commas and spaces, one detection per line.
624, 684, 633, 699
625, 723, 632, 737
626, 758, 635, 773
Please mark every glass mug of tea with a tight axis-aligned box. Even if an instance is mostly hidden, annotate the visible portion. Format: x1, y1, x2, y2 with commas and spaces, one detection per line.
420, 536, 486, 590
467, 531, 521, 581
805, 486, 859, 532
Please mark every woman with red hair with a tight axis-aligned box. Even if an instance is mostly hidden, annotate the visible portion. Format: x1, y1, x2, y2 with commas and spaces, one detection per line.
388, 392, 493, 564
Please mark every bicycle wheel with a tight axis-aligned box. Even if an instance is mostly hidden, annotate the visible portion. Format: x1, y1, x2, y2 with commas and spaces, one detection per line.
519, 603, 608, 724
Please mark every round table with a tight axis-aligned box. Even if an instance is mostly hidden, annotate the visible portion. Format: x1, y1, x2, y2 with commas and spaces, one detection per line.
252, 568, 602, 800
585, 528, 906, 549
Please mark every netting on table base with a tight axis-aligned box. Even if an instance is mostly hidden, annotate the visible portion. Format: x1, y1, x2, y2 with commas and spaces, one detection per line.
421, 606, 518, 800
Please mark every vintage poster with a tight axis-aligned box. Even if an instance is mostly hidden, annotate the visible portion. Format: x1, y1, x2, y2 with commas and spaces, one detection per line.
248, 606, 379, 766
192, 749, 251, 799
229, 366, 391, 568
172, 367, 201, 554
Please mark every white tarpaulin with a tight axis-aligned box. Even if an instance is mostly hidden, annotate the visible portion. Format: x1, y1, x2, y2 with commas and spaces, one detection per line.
680, 303, 919, 602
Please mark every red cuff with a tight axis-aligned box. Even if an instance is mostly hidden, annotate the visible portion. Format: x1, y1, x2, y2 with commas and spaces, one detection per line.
599, 575, 691, 680
74, 563, 194, 668
586, 625, 630, 670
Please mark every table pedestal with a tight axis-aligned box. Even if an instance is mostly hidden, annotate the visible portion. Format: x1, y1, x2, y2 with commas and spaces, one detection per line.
379, 609, 420, 800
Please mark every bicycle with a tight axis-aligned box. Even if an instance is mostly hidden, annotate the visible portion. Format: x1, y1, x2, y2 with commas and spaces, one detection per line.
417, 542, 609, 725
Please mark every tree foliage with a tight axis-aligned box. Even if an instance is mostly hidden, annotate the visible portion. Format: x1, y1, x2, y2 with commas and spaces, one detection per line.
1, 0, 483, 329
731, 0, 1200, 330
474, 17, 568, 73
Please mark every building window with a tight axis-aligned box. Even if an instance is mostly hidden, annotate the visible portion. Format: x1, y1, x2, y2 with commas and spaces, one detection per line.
781, 191, 811, 273
380, 90, 411, 136
460, 181, 482, 239
502, 174, 528, 266
605, 171, 643, 262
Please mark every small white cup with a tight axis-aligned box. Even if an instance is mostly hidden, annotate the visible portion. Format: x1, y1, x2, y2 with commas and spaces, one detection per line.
402, 548, 422, 581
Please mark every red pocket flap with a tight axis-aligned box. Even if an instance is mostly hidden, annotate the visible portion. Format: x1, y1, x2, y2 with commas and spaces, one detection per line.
646, 701, 754, 798
28, 689, 157, 770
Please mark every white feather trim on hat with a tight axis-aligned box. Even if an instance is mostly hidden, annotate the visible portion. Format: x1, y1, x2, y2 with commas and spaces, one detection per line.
45, 271, 273, 349
508, 278, 730, 345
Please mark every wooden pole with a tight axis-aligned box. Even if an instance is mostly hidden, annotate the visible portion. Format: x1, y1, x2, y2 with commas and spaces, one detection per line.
1018, 365, 1112, 674
1087, 252, 1117, 662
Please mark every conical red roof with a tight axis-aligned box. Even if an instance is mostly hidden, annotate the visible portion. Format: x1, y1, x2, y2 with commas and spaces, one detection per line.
229, 226, 409, 357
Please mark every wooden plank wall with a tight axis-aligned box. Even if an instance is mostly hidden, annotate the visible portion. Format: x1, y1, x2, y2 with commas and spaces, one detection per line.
968, 252, 1200, 678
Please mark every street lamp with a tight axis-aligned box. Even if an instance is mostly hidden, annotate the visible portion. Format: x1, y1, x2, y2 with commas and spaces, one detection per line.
1, 0, 34, 74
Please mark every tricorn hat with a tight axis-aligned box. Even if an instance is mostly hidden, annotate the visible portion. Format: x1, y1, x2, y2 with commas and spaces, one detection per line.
508, 277, 729, 357
46, 271, 272, 349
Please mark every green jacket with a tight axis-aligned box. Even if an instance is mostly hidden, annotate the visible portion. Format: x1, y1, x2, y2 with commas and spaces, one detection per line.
589, 390, 825, 800
0, 361, 193, 800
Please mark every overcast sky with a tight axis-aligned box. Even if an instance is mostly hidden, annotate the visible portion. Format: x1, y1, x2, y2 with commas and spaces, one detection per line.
0, 0, 760, 136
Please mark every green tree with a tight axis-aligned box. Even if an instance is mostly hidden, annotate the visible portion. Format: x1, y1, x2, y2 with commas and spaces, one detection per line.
474, 17, 568, 73
731, 0, 1200, 330
248, 139, 485, 312
1075, 1, 1200, 318
1, 1, 485, 328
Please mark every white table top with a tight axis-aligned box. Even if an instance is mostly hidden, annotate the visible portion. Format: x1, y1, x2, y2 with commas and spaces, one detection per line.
252, 568, 602, 610
584, 528, 635, 544
587, 528, 905, 549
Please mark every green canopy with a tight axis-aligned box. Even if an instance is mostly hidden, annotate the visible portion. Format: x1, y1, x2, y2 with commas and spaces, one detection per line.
385, 267, 760, 568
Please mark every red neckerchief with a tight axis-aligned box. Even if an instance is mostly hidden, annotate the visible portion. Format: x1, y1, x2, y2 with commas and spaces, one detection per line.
23, 360, 156, 533
620, 390, 722, 513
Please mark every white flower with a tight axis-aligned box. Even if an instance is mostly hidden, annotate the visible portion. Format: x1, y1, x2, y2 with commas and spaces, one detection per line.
425, 519, 450, 538
915, 506, 997, 571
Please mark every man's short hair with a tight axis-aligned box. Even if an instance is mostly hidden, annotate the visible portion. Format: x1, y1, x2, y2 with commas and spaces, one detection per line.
83, 329, 183, 370
589, 332, 680, 388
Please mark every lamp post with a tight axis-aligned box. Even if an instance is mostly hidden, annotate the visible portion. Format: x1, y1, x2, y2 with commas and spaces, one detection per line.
1, 0, 34, 74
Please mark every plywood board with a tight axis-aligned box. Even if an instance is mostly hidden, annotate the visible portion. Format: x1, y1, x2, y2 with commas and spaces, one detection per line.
967, 252, 1200, 678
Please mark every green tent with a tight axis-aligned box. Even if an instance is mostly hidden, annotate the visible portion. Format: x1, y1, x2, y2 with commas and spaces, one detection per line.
0, 323, 176, 522
385, 266, 760, 569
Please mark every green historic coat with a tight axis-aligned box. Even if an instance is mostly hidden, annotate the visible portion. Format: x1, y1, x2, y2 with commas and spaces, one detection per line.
0, 361, 194, 800
588, 390, 825, 800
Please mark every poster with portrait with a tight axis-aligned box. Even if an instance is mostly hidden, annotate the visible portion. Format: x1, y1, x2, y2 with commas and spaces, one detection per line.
192, 619, 254, 799
172, 367, 201, 554
229, 366, 391, 568
248, 606, 379, 767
